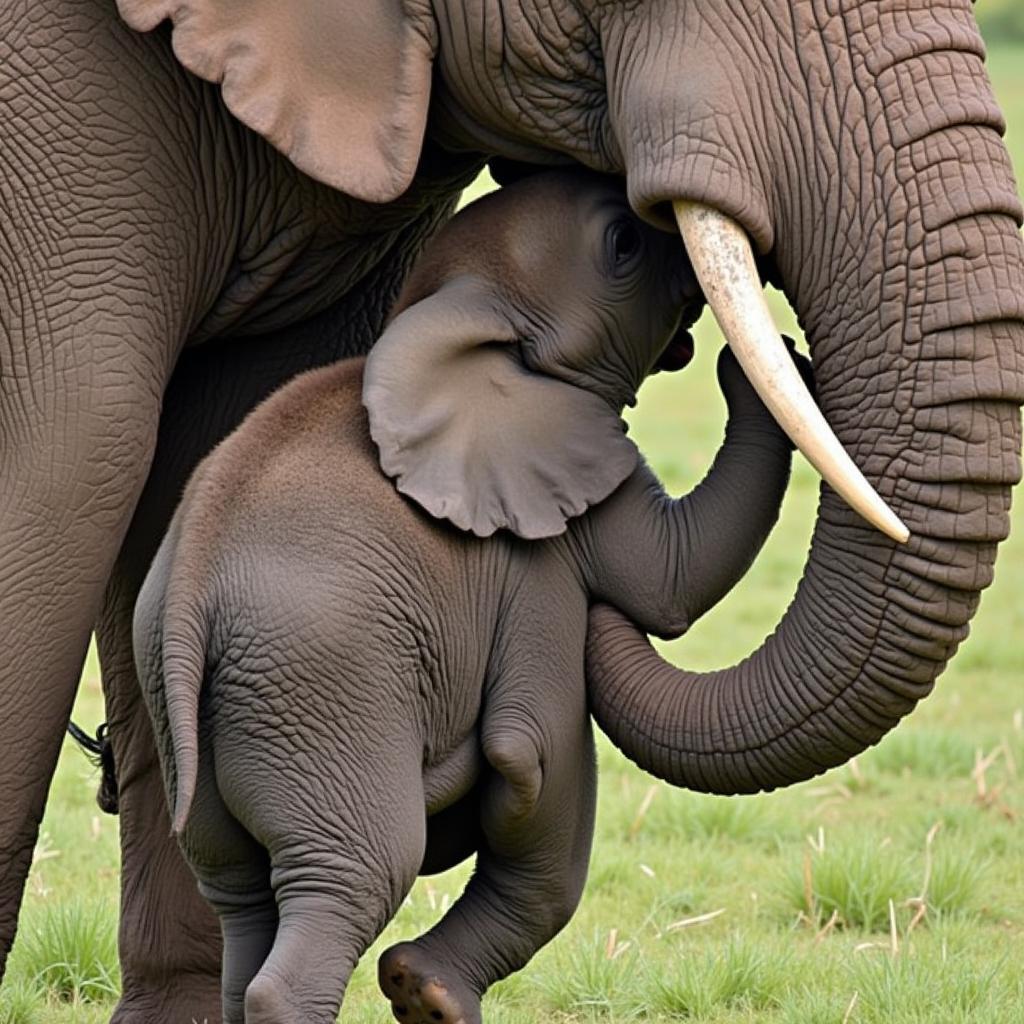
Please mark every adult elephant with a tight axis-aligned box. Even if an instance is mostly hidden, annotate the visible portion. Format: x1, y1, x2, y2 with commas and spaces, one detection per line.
0, 0, 1020, 1021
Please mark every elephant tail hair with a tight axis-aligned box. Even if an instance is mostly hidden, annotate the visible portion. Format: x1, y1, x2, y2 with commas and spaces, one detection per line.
161, 593, 210, 836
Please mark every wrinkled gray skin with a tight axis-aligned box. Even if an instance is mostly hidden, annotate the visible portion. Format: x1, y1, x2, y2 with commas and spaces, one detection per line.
1, 0, 1022, 1019
134, 173, 795, 1024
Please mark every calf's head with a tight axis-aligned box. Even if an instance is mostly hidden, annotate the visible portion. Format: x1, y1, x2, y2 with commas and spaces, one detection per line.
363, 170, 699, 539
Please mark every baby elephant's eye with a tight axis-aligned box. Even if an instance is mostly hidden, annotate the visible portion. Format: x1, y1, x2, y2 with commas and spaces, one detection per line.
607, 219, 643, 271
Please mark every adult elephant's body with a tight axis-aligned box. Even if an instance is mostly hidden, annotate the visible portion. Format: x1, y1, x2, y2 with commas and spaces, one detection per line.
1, 0, 1022, 1021
0, 0, 477, 1014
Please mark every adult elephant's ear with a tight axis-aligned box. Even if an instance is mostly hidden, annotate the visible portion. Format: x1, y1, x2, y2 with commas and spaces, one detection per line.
116, 0, 434, 203
363, 277, 640, 540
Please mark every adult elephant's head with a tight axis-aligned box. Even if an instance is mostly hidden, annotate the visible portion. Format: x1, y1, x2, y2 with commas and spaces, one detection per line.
119, 0, 1024, 791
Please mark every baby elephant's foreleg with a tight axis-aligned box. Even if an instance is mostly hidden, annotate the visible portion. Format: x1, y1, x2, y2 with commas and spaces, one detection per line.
380, 689, 597, 1024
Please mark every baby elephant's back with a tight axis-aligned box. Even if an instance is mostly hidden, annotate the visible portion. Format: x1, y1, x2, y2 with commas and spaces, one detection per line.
235, 358, 410, 545
184, 357, 497, 676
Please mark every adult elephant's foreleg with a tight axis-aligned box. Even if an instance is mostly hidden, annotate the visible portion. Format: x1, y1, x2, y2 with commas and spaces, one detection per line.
98, 532, 220, 1023
0, 299, 167, 976
98, 612, 221, 1021
98, 336, 315, 1024
98, 277, 421, 1023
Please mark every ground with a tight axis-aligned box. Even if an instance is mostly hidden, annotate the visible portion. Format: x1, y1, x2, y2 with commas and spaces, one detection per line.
2, 36, 1023, 1024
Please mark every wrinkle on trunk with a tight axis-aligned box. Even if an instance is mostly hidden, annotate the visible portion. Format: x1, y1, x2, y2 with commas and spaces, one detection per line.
588, 1, 1024, 794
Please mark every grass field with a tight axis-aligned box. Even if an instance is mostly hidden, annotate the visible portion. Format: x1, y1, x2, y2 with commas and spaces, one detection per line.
4, 38, 1024, 1024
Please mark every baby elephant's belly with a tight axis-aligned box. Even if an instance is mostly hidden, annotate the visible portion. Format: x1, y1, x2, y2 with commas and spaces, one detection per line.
422, 731, 483, 815
421, 732, 486, 876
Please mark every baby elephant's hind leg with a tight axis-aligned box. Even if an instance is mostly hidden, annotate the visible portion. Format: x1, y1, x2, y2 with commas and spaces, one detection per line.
178, 740, 277, 1024
200, 872, 277, 1024
223, 732, 427, 1024
380, 661, 597, 1024
201, 870, 277, 1024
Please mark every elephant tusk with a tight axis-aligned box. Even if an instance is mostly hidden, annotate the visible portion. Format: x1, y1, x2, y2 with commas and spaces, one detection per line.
673, 200, 910, 544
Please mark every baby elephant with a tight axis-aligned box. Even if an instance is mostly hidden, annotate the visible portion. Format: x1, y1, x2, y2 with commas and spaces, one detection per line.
134, 170, 797, 1024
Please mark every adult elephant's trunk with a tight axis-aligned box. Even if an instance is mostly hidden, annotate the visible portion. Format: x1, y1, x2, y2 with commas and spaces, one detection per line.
591, 1, 1024, 793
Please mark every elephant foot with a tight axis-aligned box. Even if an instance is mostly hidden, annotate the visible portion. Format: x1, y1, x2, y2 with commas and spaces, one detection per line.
379, 943, 481, 1024
244, 975, 295, 1024
110, 972, 222, 1024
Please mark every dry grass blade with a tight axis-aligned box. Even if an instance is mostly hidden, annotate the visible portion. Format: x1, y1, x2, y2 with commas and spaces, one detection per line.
903, 897, 927, 937
971, 744, 1017, 818
917, 821, 942, 904
814, 909, 840, 942
628, 785, 659, 840
806, 826, 826, 854
971, 745, 1001, 798
603, 929, 632, 961
31, 833, 60, 866
802, 849, 815, 921
854, 942, 884, 953
664, 908, 726, 932
842, 990, 859, 1024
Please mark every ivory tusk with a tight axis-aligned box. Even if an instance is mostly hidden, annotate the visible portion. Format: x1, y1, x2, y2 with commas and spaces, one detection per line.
674, 200, 910, 544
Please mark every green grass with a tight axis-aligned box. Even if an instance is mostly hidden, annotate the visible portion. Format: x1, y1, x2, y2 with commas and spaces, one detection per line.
644, 936, 789, 1019
860, 729, 978, 781
5, 38, 1024, 1024
978, 3, 1024, 45
14, 903, 119, 1005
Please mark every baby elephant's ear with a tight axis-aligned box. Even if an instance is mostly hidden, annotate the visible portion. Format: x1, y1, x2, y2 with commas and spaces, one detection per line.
363, 278, 639, 540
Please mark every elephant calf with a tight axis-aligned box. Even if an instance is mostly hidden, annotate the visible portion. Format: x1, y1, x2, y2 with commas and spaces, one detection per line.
133, 171, 797, 1024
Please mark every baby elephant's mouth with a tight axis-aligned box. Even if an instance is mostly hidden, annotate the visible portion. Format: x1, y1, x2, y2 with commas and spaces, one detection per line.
654, 297, 704, 373
654, 328, 694, 372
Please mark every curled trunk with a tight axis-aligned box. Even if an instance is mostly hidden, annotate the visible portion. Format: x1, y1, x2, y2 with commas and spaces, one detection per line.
590, 320, 1023, 795
589, 2, 1024, 793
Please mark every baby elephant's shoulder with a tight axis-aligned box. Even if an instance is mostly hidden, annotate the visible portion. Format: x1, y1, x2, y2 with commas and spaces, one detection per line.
253, 356, 371, 454
184, 357, 383, 533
